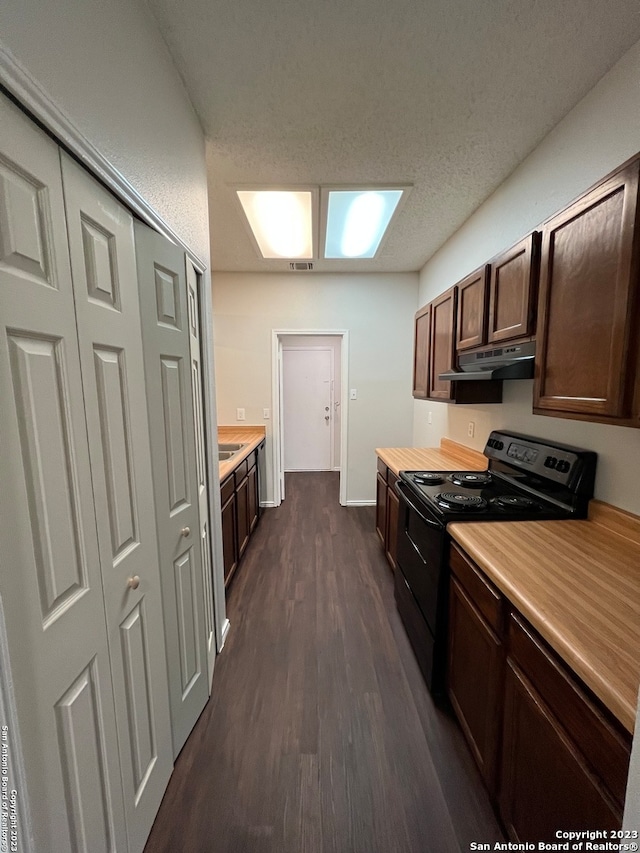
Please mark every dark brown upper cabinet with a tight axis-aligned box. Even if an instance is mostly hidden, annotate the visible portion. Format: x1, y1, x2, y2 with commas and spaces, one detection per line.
412, 286, 502, 404
428, 286, 457, 400
488, 233, 540, 344
412, 303, 430, 399
456, 265, 490, 351
534, 160, 640, 427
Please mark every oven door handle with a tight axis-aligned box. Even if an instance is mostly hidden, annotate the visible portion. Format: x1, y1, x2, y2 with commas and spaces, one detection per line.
395, 480, 444, 530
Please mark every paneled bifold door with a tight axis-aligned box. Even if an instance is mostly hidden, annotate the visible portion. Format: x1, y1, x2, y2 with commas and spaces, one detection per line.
135, 223, 209, 757
0, 94, 172, 853
62, 154, 173, 852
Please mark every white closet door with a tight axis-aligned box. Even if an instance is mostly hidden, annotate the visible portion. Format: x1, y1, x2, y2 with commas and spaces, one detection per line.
61, 154, 173, 852
186, 259, 216, 687
134, 223, 209, 755
0, 96, 127, 851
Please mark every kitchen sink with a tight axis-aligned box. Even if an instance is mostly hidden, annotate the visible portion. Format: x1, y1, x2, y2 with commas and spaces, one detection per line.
218, 443, 245, 452
218, 450, 237, 461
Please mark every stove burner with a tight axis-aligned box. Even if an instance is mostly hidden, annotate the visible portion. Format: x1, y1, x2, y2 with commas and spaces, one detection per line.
436, 492, 487, 511
491, 494, 542, 512
413, 472, 445, 485
448, 471, 492, 488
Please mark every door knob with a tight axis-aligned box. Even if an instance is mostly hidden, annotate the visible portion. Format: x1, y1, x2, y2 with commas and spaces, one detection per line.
127, 575, 140, 590
325, 415, 330, 422
181, 527, 191, 537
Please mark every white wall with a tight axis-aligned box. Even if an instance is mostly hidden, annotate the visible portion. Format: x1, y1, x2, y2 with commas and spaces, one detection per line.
212, 272, 418, 504
0, 0, 210, 263
414, 37, 640, 515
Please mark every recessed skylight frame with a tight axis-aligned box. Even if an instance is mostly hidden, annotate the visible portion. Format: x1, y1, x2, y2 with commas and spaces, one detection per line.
233, 185, 320, 261
319, 185, 411, 261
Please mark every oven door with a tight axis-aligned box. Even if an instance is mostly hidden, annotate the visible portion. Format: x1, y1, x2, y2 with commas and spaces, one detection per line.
394, 480, 449, 696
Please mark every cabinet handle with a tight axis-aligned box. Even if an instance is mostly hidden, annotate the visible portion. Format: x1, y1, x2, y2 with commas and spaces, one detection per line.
181, 527, 191, 537
127, 575, 140, 590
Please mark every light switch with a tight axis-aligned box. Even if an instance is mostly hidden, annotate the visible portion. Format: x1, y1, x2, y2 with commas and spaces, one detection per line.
237, 407, 246, 421
350, 389, 357, 400
263, 408, 270, 419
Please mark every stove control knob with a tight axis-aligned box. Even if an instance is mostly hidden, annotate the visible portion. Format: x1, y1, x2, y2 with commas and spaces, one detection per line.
544, 456, 557, 469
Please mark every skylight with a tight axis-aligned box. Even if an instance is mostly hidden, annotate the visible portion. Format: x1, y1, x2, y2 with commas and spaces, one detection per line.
236, 190, 314, 259
235, 186, 407, 261
324, 190, 404, 259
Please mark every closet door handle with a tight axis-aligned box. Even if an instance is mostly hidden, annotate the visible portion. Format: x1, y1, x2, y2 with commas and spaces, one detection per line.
127, 575, 140, 590
181, 527, 191, 537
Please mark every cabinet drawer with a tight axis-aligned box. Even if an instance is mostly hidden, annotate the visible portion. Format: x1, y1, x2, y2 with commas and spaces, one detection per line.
247, 449, 257, 472
234, 458, 249, 486
386, 468, 398, 487
377, 457, 388, 477
220, 474, 234, 505
507, 613, 630, 808
449, 544, 504, 635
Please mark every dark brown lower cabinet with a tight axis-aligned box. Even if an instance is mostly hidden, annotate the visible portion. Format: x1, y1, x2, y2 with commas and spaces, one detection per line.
221, 491, 237, 584
375, 458, 399, 572
500, 658, 620, 842
448, 545, 631, 842
221, 440, 265, 589
447, 575, 503, 796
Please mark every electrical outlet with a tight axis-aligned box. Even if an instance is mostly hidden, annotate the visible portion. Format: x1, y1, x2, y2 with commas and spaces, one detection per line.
350, 389, 357, 400
263, 408, 270, 419
237, 407, 246, 421
468, 421, 475, 438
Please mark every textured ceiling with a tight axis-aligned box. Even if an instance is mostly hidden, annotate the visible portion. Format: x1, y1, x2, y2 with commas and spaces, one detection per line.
145, 0, 640, 272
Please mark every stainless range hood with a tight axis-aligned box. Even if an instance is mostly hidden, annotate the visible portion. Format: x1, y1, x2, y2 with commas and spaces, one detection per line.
439, 340, 536, 381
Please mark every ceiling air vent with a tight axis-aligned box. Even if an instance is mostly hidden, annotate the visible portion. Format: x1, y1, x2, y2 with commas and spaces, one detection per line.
289, 262, 314, 271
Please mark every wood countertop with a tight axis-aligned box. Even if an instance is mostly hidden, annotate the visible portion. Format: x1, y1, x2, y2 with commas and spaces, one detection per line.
376, 438, 487, 475
218, 425, 266, 481
449, 501, 640, 733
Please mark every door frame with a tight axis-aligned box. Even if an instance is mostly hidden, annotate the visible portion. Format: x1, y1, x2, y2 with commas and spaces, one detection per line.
271, 329, 349, 506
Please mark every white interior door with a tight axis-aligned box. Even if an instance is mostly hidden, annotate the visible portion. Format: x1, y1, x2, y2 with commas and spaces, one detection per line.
0, 95, 128, 852
186, 259, 216, 688
134, 222, 209, 756
62, 154, 173, 852
282, 347, 333, 470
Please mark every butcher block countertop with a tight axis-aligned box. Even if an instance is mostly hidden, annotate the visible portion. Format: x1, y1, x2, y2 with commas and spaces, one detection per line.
218, 425, 265, 481
376, 438, 487, 475
449, 501, 640, 733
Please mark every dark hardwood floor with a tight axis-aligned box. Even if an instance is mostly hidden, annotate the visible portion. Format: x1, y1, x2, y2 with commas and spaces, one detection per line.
144, 472, 503, 853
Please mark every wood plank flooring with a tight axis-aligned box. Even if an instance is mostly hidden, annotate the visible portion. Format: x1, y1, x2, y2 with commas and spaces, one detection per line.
144, 472, 503, 853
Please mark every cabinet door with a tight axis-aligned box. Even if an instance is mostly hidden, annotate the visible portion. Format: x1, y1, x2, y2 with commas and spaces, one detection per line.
376, 472, 387, 544
488, 233, 539, 343
427, 286, 457, 400
248, 460, 259, 533
499, 660, 620, 841
448, 577, 502, 795
456, 266, 489, 351
134, 222, 209, 758
412, 304, 430, 398
534, 162, 640, 419
62, 154, 174, 852
385, 481, 400, 572
0, 91, 128, 853
221, 494, 238, 585
236, 475, 250, 559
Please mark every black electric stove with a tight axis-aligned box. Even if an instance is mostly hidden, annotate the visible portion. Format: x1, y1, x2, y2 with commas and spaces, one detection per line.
393, 430, 597, 697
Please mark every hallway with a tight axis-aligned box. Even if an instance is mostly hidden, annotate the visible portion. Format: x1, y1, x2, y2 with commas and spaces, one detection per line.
144, 472, 503, 852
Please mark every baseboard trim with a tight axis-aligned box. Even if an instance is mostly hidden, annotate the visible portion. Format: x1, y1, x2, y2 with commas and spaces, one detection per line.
219, 618, 231, 651
260, 501, 277, 508
345, 500, 376, 507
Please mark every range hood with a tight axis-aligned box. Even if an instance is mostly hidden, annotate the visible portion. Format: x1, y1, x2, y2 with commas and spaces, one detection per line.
439, 340, 536, 381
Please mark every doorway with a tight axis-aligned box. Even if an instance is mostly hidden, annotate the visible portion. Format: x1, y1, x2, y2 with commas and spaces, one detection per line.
272, 330, 349, 506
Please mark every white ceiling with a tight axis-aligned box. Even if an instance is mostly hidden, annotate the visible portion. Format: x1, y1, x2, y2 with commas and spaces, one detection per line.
145, 0, 640, 273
